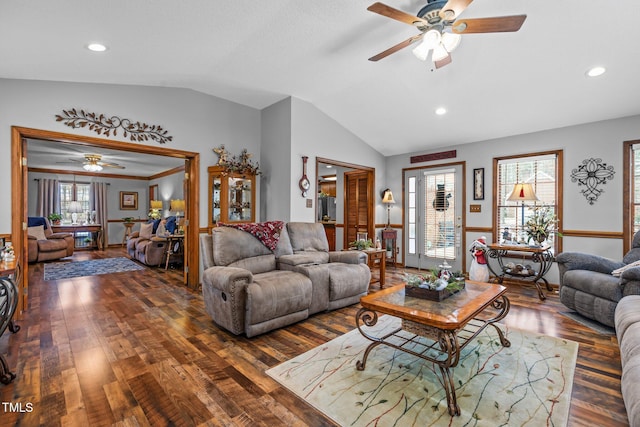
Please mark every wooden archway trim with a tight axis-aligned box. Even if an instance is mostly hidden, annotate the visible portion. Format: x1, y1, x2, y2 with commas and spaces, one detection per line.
11, 126, 200, 317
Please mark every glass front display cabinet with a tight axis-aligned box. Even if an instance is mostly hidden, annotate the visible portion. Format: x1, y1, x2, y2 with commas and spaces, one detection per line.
208, 165, 256, 230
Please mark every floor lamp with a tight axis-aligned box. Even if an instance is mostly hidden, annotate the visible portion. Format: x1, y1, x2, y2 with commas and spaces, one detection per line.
506, 183, 539, 242
382, 189, 395, 228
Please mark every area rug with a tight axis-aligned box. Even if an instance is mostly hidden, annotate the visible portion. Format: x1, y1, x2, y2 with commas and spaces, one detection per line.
266, 316, 578, 427
560, 311, 616, 336
43, 257, 144, 281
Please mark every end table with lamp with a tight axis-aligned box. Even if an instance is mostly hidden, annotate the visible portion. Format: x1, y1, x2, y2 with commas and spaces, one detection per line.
381, 189, 397, 268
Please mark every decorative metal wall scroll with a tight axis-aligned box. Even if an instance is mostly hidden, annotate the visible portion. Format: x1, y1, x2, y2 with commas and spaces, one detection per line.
570, 158, 615, 205
55, 108, 173, 144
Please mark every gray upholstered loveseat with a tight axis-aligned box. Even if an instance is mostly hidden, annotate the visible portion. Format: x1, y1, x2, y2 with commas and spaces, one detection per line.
615, 296, 640, 426
200, 221, 370, 337
556, 232, 640, 328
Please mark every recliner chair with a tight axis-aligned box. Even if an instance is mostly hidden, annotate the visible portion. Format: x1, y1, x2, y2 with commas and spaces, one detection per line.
556, 231, 640, 327
27, 217, 74, 263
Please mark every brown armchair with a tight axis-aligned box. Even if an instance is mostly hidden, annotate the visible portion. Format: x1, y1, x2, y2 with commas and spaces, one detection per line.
27, 217, 74, 263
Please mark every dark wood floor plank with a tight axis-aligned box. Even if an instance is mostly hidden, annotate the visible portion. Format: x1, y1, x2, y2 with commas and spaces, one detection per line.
0, 247, 629, 425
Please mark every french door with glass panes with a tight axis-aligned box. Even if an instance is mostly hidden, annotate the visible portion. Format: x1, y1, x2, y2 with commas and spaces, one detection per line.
405, 165, 463, 272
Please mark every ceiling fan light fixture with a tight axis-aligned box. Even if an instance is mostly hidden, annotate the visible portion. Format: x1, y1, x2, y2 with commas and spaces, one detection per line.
83, 163, 103, 172
412, 29, 441, 61
432, 44, 449, 62
441, 32, 461, 52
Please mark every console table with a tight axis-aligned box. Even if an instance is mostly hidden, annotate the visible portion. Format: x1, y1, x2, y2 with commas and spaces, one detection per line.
485, 243, 554, 300
52, 224, 103, 250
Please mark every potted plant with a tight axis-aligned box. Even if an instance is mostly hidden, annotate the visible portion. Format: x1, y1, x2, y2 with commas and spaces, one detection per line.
403, 269, 465, 301
524, 206, 562, 245
122, 217, 135, 224
47, 213, 62, 225
349, 238, 374, 250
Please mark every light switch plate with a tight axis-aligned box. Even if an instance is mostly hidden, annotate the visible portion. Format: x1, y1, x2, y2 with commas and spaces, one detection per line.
470, 204, 481, 212
306, 199, 313, 208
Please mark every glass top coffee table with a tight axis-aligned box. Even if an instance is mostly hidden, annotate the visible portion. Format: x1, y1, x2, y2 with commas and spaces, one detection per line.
356, 281, 511, 416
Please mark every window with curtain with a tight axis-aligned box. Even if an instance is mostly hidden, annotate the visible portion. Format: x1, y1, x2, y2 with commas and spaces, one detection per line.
495, 151, 561, 250
60, 182, 90, 223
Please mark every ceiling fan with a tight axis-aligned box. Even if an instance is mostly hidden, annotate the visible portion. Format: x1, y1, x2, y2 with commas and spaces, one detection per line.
367, 0, 526, 68
60, 154, 125, 172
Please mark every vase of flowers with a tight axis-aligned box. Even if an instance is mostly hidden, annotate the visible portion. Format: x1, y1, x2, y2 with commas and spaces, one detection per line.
524, 206, 561, 246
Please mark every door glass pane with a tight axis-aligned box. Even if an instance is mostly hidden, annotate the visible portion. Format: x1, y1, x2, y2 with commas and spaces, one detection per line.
424, 171, 455, 260
408, 177, 416, 255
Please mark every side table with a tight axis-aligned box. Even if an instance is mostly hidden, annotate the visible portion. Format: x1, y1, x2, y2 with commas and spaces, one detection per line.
122, 222, 135, 247
485, 243, 554, 300
382, 228, 397, 268
162, 234, 185, 270
365, 248, 386, 288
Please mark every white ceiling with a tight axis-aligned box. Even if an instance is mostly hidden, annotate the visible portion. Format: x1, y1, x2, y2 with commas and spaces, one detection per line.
27, 139, 184, 177
3, 0, 640, 158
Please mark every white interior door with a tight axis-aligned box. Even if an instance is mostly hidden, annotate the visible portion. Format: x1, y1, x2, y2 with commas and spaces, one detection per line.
405, 165, 463, 272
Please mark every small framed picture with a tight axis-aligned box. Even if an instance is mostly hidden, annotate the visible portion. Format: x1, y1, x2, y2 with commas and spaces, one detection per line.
473, 168, 485, 200
120, 191, 138, 210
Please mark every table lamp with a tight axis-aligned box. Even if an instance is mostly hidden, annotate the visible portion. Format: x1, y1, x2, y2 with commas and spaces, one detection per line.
68, 201, 83, 225
149, 200, 163, 219
382, 189, 395, 229
506, 183, 539, 242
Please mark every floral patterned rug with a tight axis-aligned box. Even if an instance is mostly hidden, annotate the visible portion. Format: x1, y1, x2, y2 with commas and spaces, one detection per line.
43, 257, 144, 281
266, 315, 578, 427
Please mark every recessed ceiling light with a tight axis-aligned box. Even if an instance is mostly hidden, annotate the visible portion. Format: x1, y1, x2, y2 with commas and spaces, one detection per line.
435, 107, 447, 116
87, 43, 107, 52
586, 66, 606, 77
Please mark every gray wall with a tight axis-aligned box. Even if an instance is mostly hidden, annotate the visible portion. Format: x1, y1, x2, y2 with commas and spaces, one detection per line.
0, 78, 261, 233
385, 114, 640, 282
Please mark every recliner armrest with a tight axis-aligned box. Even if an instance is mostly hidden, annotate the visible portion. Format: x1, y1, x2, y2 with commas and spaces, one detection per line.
329, 250, 366, 264
202, 266, 253, 294
556, 252, 624, 275
48, 232, 72, 240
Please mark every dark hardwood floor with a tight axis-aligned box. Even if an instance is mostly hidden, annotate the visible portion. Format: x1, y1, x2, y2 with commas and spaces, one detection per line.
0, 248, 629, 426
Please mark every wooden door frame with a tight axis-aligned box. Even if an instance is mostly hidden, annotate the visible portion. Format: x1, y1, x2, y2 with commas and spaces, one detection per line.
315, 157, 375, 248
11, 126, 200, 316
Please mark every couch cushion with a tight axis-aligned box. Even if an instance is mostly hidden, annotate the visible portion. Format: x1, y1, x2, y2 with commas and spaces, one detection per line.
28, 225, 47, 241
245, 270, 312, 325
287, 222, 329, 253
562, 270, 622, 301
37, 238, 67, 252
139, 222, 154, 239
329, 263, 371, 301
278, 252, 330, 267
212, 226, 275, 274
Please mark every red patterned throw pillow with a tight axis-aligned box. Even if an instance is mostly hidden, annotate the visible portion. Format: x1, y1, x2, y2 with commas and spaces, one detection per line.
219, 221, 284, 251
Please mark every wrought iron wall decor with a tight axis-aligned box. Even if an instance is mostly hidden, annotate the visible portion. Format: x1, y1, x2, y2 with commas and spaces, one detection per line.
570, 157, 615, 205
55, 108, 173, 144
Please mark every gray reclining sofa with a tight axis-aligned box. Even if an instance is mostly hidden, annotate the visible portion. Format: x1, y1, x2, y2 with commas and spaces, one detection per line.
200, 221, 370, 337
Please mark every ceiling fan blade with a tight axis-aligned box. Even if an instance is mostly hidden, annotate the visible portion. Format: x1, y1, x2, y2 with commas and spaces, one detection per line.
98, 161, 125, 169
452, 15, 526, 34
438, 0, 473, 20
367, 2, 427, 26
369, 34, 424, 61
434, 53, 452, 69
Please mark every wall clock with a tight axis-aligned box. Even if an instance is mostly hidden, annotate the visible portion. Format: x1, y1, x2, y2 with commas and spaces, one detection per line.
299, 156, 310, 197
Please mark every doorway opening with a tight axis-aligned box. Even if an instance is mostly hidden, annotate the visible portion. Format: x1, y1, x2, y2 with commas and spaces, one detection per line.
11, 126, 200, 317
315, 157, 374, 250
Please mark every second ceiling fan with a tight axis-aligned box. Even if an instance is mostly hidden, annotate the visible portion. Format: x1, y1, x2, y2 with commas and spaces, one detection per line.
367, 0, 526, 68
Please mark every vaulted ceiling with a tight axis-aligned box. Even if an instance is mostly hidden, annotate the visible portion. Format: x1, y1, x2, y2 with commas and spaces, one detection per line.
3, 0, 639, 158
